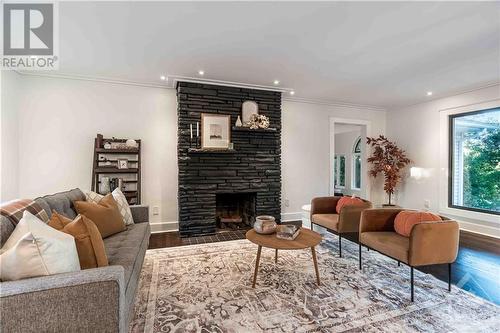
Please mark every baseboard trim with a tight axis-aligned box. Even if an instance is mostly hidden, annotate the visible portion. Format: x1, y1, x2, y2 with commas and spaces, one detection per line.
281, 212, 302, 222
457, 220, 500, 239
150, 221, 179, 234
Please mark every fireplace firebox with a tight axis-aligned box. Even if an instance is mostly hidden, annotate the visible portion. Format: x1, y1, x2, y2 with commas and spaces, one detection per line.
216, 192, 256, 230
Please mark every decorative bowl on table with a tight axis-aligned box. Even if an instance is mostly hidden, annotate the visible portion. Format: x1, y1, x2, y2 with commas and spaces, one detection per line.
253, 215, 277, 234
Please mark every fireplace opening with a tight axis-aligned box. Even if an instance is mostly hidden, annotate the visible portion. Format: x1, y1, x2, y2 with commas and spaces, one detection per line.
216, 192, 256, 230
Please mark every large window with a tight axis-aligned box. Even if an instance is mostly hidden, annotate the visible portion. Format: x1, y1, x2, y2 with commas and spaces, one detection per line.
352, 137, 362, 190
334, 155, 346, 188
449, 108, 500, 215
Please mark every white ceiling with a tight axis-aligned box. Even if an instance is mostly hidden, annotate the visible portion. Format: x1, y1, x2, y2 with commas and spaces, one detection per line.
54, 1, 500, 108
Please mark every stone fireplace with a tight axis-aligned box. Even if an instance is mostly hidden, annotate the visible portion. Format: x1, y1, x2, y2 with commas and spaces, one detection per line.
177, 82, 282, 237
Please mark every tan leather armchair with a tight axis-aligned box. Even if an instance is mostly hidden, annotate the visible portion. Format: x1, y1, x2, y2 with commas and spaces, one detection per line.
359, 208, 459, 301
310, 196, 372, 257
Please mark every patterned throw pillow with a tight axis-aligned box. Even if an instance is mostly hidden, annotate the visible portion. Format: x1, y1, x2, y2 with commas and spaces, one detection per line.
85, 189, 134, 225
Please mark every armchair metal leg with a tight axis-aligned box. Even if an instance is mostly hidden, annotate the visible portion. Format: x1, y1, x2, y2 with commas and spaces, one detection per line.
359, 242, 362, 270
410, 266, 414, 302
338, 233, 342, 257
398, 261, 400, 267
448, 263, 452, 292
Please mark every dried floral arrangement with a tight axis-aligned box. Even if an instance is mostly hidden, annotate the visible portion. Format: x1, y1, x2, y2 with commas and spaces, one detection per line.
366, 135, 411, 205
248, 114, 270, 129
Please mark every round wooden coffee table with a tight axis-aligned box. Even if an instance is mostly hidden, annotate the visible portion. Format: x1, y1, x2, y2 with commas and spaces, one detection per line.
246, 228, 322, 288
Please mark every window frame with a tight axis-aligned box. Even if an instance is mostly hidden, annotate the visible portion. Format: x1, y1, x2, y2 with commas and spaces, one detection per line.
448, 107, 500, 216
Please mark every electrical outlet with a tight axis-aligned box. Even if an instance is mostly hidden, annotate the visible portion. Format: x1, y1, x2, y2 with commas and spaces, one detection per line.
424, 200, 430, 209
285, 199, 290, 207
152, 206, 160, 216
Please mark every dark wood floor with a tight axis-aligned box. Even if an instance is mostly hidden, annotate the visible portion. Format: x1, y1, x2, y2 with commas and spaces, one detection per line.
149, 226, 500, 305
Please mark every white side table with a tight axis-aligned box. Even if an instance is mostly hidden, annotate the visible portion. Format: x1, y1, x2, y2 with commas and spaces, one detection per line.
301, 204, 311, 229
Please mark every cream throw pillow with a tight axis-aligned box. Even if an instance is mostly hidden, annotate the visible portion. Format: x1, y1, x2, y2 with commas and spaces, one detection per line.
0, 211, 80, 281
85, 188, 134, 225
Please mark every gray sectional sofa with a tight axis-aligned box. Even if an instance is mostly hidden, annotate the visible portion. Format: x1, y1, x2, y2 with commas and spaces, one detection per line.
0, 188, 150, 333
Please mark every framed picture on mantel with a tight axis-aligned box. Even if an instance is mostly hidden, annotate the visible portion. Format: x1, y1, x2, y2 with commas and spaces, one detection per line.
201, 113, 231, 149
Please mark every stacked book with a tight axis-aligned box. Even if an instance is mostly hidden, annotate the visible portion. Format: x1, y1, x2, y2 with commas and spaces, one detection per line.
276, 225, 301, 240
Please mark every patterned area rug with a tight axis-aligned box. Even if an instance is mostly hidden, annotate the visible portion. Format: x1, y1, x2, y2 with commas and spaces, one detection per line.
130, 234, 500, 332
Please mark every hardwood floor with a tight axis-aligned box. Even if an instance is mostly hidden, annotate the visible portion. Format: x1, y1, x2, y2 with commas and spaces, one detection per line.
418, 230, 500, 305
149, 226, 500, 305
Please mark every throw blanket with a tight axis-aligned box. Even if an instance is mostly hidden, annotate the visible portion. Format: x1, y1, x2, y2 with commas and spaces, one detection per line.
0, 199, 49, 226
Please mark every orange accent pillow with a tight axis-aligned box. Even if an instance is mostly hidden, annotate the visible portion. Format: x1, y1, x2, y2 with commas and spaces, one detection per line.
394, 211, 442, 237
336, 196, 364, 213
74, 194, 126, 238
48, 211, 108, 269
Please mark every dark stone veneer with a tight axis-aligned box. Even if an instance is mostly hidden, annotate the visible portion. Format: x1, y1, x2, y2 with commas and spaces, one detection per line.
177, 82, 282, 236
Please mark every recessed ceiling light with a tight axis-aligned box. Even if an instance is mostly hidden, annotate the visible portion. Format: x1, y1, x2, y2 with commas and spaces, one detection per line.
273, 80, 280, 85
290, 91, 295, 95
198, 70, 205, 76
160, 75, 166, 81
427, 91, 433, 96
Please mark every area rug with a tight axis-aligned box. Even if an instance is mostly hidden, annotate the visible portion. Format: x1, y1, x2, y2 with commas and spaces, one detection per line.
130, 234, 500, 332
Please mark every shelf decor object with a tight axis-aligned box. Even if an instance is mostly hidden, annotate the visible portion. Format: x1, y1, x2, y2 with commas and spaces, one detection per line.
91, 133, 141, 205
201, 113, 231, 149
241, 100, 259, 125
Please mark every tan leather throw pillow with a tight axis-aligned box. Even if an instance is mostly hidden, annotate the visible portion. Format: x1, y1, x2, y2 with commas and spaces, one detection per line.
48, 210, 72, 230
49, 211, 108, 269
74, 194, 126, 238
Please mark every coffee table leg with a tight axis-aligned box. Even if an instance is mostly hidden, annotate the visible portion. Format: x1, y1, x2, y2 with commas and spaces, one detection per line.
311, 246, 320, 286
252, 245, 262, 288
275, 249, 278, 263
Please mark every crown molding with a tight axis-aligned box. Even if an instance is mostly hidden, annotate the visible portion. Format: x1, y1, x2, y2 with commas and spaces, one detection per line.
14, 70, 172, 90
12, 70, 385, 111
167, 74, 294, 93
282, 96, 386, 111
12, 70, 497, 112
395, 81, 500, 110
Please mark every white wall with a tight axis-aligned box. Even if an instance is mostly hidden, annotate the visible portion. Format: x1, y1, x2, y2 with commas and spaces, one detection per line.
4, 73, 387, 227
1, 71, 21, 201
334, 129, 362, 196
386, 85, 500, 237
11, 73, 178, 225
281, 100, 386, 219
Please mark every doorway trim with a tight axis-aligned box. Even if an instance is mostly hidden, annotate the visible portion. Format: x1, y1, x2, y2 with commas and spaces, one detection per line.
329, 117, 372, 200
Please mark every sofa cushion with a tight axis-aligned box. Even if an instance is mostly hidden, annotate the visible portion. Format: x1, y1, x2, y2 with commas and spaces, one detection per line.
336, 196, 365, 213
35, 188, 86, 220
360, 231, 409, 263
103, 223, 149, 294
75, 194, 126, 238
394, 210, 442, 237
312, 214, 339, 231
